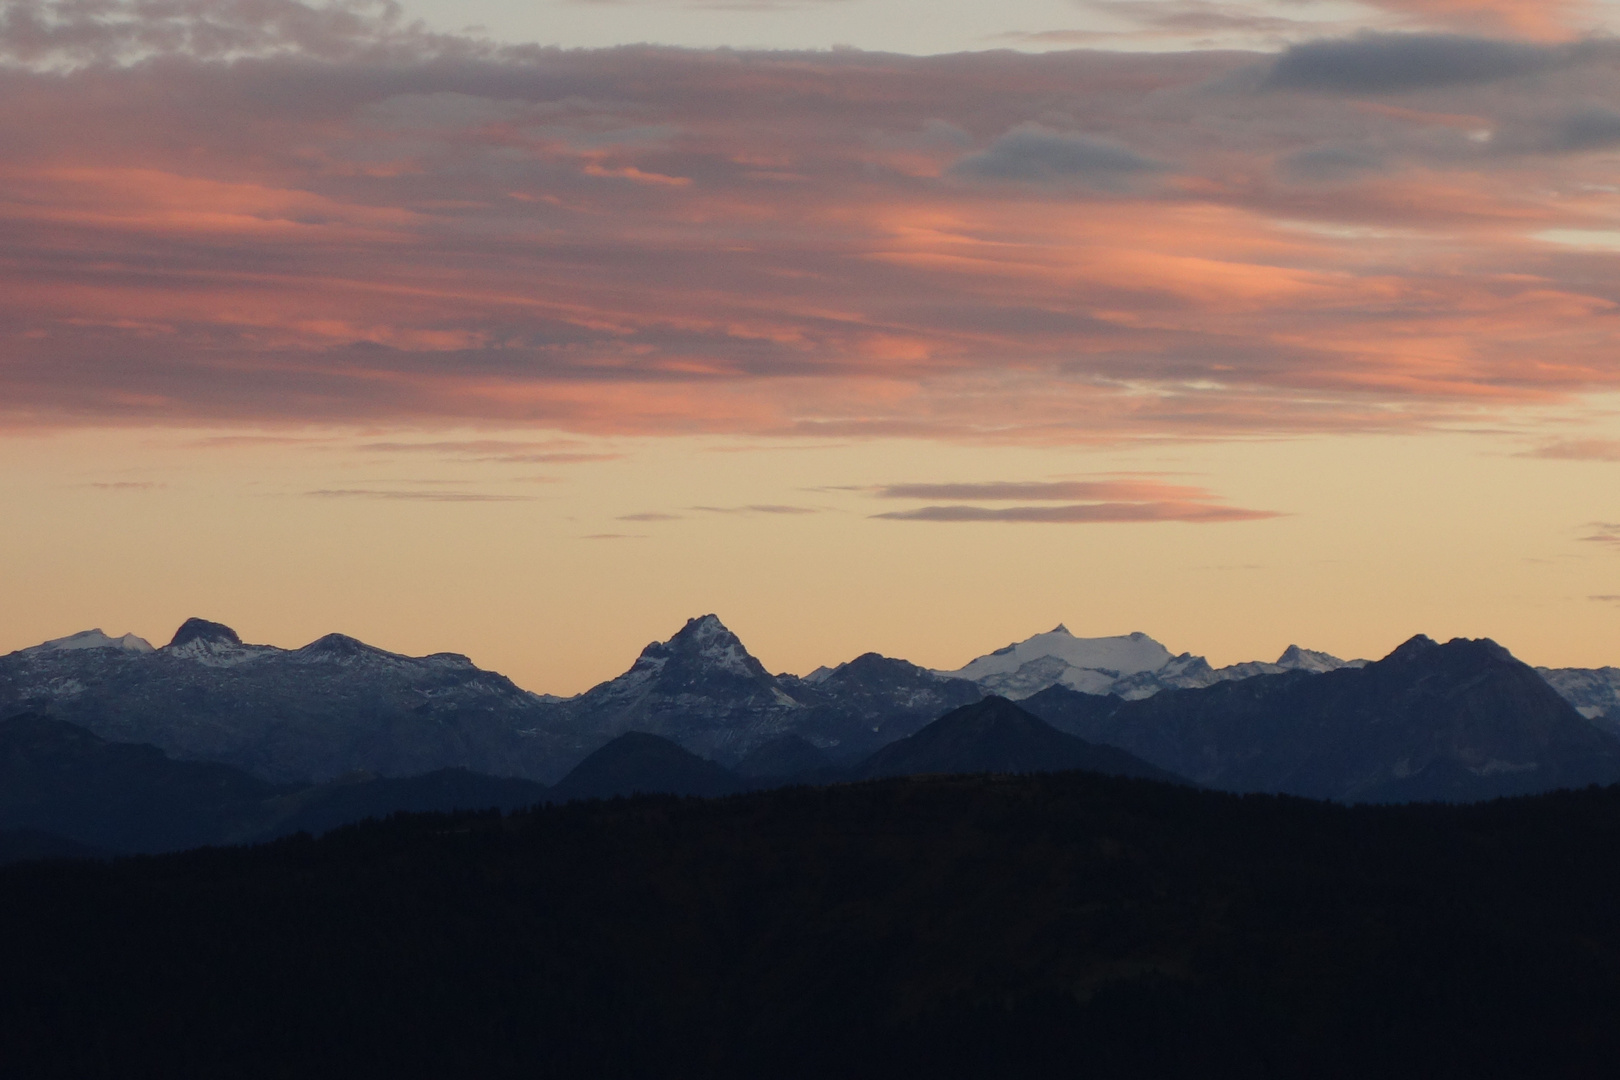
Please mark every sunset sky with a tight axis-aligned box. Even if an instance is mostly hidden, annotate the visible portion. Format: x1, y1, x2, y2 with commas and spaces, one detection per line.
3, 0, 1620, 693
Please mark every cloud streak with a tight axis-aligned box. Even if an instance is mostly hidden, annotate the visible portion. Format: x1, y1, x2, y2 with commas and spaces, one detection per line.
875, 480, 1209, 501
872, 502, 1278, 523
1524, 440, 1620, 461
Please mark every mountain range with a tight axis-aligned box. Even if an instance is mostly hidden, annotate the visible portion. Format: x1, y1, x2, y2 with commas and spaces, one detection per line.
3, 614, 1619, 809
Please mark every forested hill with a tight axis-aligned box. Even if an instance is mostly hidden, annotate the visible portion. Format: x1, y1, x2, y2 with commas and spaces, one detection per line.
6, 774, 1620, 1078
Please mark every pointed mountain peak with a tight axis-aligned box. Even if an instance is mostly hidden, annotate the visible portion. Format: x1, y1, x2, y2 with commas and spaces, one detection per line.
166, 618, 243, 650
1051, 623, 1071, 635
627, 614, 771, 682
1385, 634, 1439, 663
673, 613, 733, 642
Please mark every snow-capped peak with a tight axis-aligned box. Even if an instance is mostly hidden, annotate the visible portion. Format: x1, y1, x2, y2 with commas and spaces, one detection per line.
941, 627, 1176, 683
1275, 645, 1355, 673
19, 628, 155, 656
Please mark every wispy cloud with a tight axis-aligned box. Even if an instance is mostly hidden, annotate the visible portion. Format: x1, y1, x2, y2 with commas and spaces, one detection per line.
875, 480, 1208, 501
582, 532, 646, 539
1523, 439, 1620, 461
1591, 594, 1620, 603
86, 481, 164, 490
305, 489, 534, 502
357, 442, 619, 464
873, 503, 1278, 523
618, 511, 683, 521
691, 504, 818, 514
870, 476, 1273, 523
1580, 522, 1620, 546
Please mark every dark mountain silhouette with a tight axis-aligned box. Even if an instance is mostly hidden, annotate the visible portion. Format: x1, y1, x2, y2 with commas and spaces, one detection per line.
549, 731, 746, 801
0, 712, 550, 853
0, 712, 283, 852
735, 733, 830, 779
1022, 635, 1620, 802
855, 696, 1185, 783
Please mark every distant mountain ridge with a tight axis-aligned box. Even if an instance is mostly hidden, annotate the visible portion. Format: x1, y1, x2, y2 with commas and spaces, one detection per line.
4, 615, 1617, 796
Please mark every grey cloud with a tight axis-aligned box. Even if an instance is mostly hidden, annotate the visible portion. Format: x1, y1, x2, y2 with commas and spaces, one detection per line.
691, 504, 817, 514
0, 0, 465, 69
872, 502, 1276, 523
1265, 33, 1567, 94
87, 480, 164, 490
1280, 145, 1386, 182
1591, 595, 1620, 603
951, 124, 1168, 187
617, 511, 682, 520
1554, 108, 1620, 152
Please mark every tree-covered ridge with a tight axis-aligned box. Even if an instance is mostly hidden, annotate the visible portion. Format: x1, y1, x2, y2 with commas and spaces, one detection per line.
5, 772, 1620, 1077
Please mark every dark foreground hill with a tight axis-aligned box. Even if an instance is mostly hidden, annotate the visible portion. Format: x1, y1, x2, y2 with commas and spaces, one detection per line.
7, 775, 1620, 1078
854, 695, 1181, 783
548, 731, 746, 801
0, 712, 548, 853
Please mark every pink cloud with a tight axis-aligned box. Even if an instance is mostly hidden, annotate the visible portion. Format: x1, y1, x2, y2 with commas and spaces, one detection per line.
3, 5, 1620, 443
872, 502, 1278, 523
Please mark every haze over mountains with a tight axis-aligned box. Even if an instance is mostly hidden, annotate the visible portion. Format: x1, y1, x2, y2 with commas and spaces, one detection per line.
4, 613, 1620, 847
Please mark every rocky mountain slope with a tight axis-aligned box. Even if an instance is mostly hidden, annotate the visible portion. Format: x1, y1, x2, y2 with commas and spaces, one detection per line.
0, 618, 566, 783
1020, 635, 1620, 802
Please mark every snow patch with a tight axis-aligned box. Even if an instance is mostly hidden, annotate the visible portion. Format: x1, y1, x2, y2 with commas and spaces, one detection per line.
20, 629, 155, 656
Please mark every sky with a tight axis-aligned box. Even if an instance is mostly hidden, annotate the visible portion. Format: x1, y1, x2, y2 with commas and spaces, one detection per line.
2, 0, 1620, 693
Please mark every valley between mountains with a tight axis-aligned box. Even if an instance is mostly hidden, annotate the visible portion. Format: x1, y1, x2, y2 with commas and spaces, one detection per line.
4, 614, 1620, 856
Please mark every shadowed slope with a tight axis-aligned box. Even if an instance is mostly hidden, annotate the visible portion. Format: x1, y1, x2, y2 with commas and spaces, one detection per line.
855, 696, 1185, 784
550, 732, 746, 801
